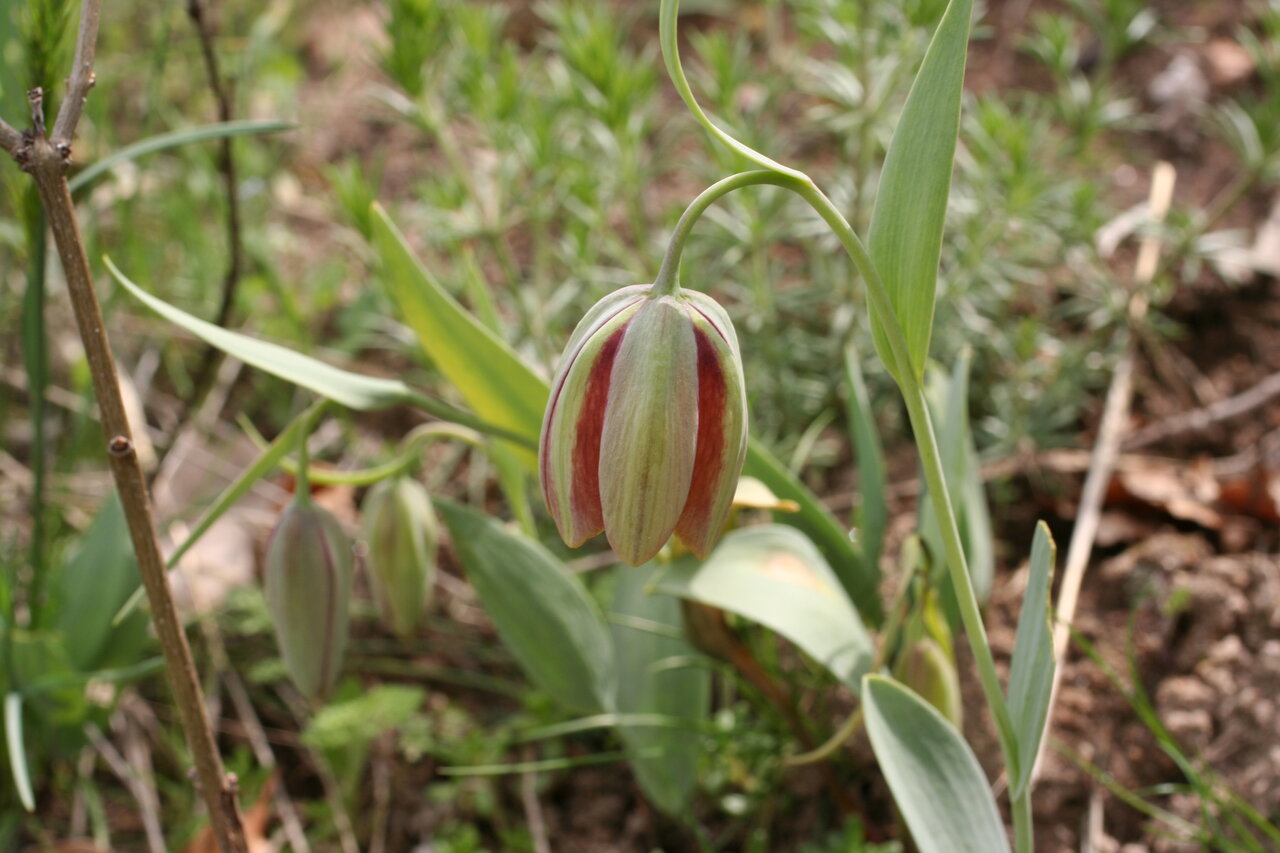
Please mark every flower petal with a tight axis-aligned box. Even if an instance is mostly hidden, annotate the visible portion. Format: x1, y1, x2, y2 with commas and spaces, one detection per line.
675, 305, 748, 557
540, 303, 640, 547
599, 296, 699, 565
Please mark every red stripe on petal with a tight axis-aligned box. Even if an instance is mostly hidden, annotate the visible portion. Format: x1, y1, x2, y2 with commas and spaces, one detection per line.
569, 326, 627, 541
677, 327, 728, 552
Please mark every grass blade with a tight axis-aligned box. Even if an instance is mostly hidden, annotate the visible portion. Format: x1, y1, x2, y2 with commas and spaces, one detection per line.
69, 119, 294, 193
842, 345, 887, 584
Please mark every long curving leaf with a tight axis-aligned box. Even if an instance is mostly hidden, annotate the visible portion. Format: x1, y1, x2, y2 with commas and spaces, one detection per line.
371, 204, 548, 467
1007, 521, 1057, 800
867, 0, 974, 379
654, 525, 873, 691
863, 675, 1010, 853
436, 500, 615, 713
743, 439, 881, 625
611, 563, 709, 817
106, 258, 524, 443
69, 119, 294, 193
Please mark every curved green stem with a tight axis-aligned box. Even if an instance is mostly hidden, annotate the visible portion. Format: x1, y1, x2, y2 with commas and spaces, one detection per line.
653, 170, 795, 296
658, 4, 1028, 845
247, 420, 486, 488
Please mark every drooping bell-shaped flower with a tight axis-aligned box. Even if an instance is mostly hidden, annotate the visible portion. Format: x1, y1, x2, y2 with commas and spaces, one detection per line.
263, 499, 353, 700
360, 475, 438, 637
539, 284, 748, 566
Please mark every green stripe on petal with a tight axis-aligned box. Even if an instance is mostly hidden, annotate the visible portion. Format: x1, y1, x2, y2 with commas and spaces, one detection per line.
600, 297, 700, 566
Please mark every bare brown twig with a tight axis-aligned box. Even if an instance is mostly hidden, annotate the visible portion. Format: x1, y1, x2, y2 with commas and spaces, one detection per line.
179, 0, 246, 429
1, 2, 247, 850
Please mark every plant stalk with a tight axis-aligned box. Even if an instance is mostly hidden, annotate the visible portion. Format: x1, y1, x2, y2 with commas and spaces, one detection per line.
19, 136, 249, 853
3, 2, 249, 842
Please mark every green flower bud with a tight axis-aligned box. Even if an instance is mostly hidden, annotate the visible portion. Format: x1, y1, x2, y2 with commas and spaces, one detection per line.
360, 476, 438, 637
892, 637, 963, 729
539, 285, 748, 566
263, 500, 353, 700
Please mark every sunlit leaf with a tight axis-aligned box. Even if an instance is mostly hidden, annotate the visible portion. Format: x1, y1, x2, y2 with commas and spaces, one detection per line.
868, 0, 974, 378
743, 440, 880, 625
863, 675, 1010, 853
1007, 522, 1057, 800
437, 500, 615, 713
654, 525, 873, 691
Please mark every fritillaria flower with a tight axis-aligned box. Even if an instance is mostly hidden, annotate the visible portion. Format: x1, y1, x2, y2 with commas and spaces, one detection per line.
539, 284, 748, 566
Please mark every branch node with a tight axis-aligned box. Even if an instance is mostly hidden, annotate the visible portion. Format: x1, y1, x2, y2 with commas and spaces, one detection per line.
28, 88, 46, 137
108, 435, 134, 457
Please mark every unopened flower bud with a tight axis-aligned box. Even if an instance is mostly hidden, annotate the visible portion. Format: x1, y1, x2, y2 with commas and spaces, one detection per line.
892, 637, 963, 729
264, 500, 353, 700
539, 285, 748, 566
360, 476, 438, 637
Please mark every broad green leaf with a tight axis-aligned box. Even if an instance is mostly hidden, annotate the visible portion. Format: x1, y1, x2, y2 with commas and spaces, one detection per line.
69, 119, 294, 193
55, 494, 149, 673
4, 694, 34, 811
868, 0, 974, 378
610, 563, 709, 817
1007, 522, 1057, 800
842, 346, 887, 586
863, 675, 1010, 853
654, 526, 873, 691
437, 500, 615, 713
371, 204, 548, 467
107, 259, 519, 440
743, 439, 882, 625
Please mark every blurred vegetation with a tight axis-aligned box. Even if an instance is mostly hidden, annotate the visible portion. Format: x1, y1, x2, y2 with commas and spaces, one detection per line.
3, 0, 1280, 848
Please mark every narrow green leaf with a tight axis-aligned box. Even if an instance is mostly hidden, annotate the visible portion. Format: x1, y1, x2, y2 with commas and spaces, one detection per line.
863, 675, 1010, 853
107, 258, 415, 410
1007, 521, 1057, 800
611, 563, 709, 816
69, 119, 294, 193
4, 694, 34, 812
919, 355, 993, 610
654, 526, 873, 691
743, 438, 882, 625
842, 346, 887, 583
107, 258, 524, 441
436, 500, 615, 713
440, 750, 634, 777
55, 494, 150, 672
371, 204, 548, 467
868, 0, 974, 378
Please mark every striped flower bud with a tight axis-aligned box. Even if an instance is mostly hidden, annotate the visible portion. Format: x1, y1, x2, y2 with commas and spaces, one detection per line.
539, 285, 748, 566
360, 476, 438, 637
263, 500, 353, 700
